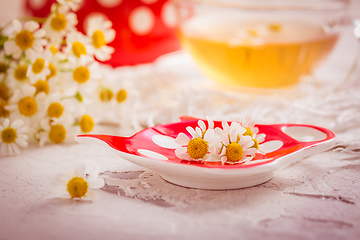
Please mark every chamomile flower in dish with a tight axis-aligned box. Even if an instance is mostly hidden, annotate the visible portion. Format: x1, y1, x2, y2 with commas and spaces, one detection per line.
219, 125, 257, 164
86, 15, 115, 61
43, 4, 78, 46
240, 116, 266, 154
175, 119, 219, 161
52, 162, 105, 200
0, 118, 28, 156
4, 19, 46, 59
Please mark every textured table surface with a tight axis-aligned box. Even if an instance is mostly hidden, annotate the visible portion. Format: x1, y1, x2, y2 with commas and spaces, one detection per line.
1, 125, 360, 240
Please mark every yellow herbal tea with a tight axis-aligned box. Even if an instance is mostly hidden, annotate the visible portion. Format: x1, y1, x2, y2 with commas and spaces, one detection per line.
179, 18, 339, 88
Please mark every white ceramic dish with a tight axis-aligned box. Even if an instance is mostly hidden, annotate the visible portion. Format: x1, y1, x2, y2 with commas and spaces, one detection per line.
75, 117, 336, 189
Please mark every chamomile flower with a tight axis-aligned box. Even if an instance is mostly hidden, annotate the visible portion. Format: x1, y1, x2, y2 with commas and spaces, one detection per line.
66, 55, 100, 93
251, 132, 266, 154
6, 61, 30, 91
5, 84, 46, 125
241, 116, 260, 137
175, 119, 219, 161
63, 31, 92, 60
86, 15, 115, 61
240, 116, 266, 153
0, 118, 28, 156
219, 125, 257, 164
26, 49, 51, 84
43, 4, 78, 45
4, 19, 46, 59
52, 162, 105, 200
36, 114, 76, 146
56, 0, 83, 12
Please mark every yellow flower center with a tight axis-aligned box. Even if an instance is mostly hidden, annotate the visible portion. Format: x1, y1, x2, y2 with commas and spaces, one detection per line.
268, 23, 282, 32
99, 88, 113, 102
14, 65, 28, 81
50, 13, 67, 31
92, 30, 106, 49
72, 41, 86, 58
31, 58, 45, 74
0, 101, 10, 118
0, 83, 8, 100
67, 177, 88, 198
73, 66, 90, 84
187, 137, 208, 159
243, 127, 253, 137
1, 127, 17, 144
225, 142, 244, 162
251, 138, 259, 149
80, 115, 94, 133
47, 102, 64, 118
116, 89, 127, 103
18, 96, 37, 116
15, 30, 34, 50
49, 124, 66, 144
50, 46, 58, 54
46, 63, 57, 80
0, 62, 8, 74
33, 80, 49, 95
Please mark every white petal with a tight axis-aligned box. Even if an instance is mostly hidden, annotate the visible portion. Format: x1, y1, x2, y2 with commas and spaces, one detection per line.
74, 163, 86, 177
186, 126, 197, 138
17, 127, 28, 134
203, 129, 214, 142
4, 40, 17, 55
206, 117, 214, 129
10, 119, 24, 129
253, 127, 259, 135
88, 177, 105, 189
256, 133, 266, 143
175, 133, 190, 145
15, 138, 28, 148
195, 127, 202, 137
229, 128, 238, 143
237, 126, 246, 135
12, 19, 22, 32
244, 148, 258, 156
33, 28, 45, 38
241, 136, 254, 149
3, 119, 10, 128
24, 21, 39, 32
198, 120, 206, 132
222, 121, 230, 131
12, 143, 21, 155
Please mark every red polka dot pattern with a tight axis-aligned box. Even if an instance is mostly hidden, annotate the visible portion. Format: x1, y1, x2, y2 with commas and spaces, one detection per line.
24, 0, 180, 67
